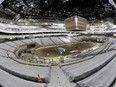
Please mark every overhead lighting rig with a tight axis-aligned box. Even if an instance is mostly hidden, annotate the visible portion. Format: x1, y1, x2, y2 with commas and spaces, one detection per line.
62, 0, 69, 3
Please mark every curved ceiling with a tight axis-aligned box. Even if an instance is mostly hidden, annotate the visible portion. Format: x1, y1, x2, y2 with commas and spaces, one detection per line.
0, 0, 116, 21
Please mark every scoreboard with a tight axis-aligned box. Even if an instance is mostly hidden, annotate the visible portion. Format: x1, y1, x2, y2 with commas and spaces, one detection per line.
64, 16, 88, 31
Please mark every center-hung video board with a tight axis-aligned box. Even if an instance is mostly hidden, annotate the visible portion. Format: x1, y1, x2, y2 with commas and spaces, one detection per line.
64, 16, 88, 31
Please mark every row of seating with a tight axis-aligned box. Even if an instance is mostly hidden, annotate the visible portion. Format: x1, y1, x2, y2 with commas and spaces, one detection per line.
60, 50, 116, 82
108, 39, 116, 51
0, 69, 47, 87
29, 36, 81, 47
76, 52, 116, 87
60, 56, 93, 67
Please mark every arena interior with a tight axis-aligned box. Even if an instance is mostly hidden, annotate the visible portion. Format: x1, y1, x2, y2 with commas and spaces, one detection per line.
0, 0, 116, 87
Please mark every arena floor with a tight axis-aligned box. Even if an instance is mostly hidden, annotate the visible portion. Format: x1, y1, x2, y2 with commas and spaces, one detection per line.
35, 41, 100, 58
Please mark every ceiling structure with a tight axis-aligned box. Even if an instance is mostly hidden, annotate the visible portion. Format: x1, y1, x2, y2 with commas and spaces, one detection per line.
0, 0, 116, 21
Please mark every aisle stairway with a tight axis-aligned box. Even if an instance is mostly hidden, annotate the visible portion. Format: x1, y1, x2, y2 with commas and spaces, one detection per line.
48, 66, 75, 87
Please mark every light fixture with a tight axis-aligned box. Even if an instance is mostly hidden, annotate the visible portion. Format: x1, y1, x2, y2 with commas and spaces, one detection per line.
62, 0, 69, 3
